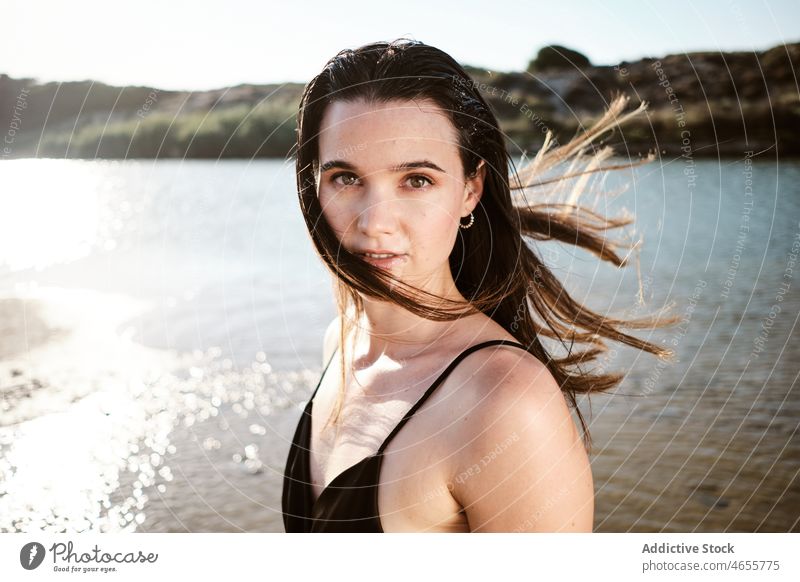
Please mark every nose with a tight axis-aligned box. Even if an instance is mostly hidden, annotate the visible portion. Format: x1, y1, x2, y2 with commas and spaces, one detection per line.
355, 191, 400, 236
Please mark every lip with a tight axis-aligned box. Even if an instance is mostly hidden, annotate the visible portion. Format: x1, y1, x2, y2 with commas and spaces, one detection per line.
361, 254, 407, 270
353, 250, 408, 270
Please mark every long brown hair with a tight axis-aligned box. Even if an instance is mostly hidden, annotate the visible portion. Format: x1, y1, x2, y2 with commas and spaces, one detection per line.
294, 39, 679, 452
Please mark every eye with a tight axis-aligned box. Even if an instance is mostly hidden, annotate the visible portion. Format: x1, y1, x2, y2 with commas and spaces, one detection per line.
330, 172, 359, 187
406, 174, 434, 189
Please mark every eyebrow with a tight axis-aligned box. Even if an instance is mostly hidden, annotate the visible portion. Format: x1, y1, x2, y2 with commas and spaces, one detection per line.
319, 159, 446, 173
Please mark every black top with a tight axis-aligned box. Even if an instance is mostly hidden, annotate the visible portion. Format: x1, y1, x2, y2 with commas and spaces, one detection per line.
281, 339, 529, 533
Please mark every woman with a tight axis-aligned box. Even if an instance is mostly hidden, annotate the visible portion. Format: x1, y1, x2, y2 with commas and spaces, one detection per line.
282, 39, 676, 532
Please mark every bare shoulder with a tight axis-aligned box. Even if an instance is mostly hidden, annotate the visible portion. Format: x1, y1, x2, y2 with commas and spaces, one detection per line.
445, 344, 594, 532
449, 345, 568, 440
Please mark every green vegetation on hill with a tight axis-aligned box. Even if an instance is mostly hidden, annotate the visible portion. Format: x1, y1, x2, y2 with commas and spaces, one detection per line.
37, 102, 297, 159
0, 76, 302, 159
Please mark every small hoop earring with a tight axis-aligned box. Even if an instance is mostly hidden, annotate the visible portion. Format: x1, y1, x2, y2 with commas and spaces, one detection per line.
459, 212, 475, 229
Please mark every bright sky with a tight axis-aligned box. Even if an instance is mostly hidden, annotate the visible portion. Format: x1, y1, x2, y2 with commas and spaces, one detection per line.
4, 0, 798, 91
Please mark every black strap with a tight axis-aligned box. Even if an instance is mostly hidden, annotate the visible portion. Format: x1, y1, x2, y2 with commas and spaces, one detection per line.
376, 339, 528, 455
309, 346, 339, 403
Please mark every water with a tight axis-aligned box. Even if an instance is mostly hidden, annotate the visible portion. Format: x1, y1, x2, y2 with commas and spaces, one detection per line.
0, 156, 797, 532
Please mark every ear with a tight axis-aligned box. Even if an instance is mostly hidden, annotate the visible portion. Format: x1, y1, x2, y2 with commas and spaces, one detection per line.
464, 160, 486, 213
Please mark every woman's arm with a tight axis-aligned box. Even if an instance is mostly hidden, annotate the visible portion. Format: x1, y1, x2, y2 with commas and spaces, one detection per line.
448, 350, 594, 532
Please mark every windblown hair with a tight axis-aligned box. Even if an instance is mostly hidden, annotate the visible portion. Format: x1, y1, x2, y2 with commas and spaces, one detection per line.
294, 38, 679, 452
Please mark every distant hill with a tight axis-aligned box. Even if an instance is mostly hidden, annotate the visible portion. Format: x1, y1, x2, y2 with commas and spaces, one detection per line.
1, 41, 797, 159
0, 77, 304, 158
474, 42, 799, 158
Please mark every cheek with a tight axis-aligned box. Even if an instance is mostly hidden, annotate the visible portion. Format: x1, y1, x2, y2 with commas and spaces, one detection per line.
318, 191, 351, 236
408, 200, 459, 260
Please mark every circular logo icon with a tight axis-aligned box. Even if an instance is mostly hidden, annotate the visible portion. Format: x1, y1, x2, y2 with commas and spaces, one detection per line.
20, 542, 46, 570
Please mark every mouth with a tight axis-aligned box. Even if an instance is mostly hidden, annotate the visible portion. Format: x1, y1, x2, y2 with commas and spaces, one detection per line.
353, 250, 408, 269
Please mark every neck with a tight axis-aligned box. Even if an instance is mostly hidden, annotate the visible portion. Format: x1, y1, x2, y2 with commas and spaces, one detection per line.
349, 271, 471, 364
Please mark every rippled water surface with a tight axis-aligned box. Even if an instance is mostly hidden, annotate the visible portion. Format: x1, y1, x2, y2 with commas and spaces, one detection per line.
0, 157, 797, 532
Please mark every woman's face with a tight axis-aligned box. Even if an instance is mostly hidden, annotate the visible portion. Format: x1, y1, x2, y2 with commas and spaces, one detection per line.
315, 98, 484, 290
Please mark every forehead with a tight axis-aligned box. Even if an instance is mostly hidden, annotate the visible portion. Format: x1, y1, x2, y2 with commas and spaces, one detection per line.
317, 98, 461, 168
